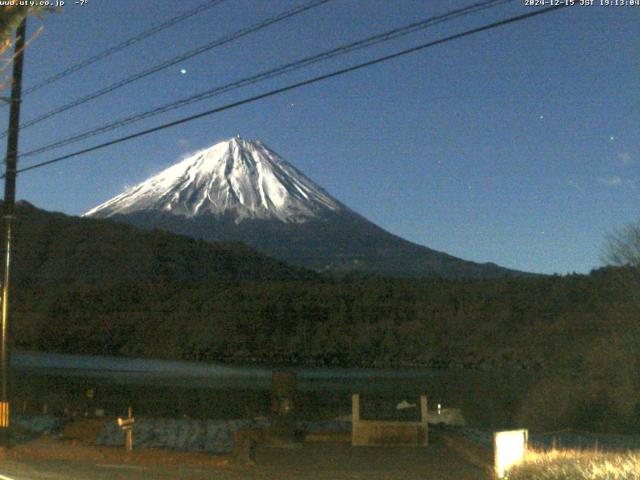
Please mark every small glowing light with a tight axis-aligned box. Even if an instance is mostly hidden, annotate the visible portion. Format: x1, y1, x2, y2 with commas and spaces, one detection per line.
494, 429, 528, 478
180, 69, 187, 75
539, 115, 544, 119
610, 136, 615, 141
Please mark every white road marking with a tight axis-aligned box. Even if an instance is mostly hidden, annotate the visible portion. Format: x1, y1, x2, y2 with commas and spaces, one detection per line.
96, 464, 147, 470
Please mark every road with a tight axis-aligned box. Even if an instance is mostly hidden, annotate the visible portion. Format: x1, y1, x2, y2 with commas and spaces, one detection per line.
0, 459, 226, 480
0, 443, 489, 480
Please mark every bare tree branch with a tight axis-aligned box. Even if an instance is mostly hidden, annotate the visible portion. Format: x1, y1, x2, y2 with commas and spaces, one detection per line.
602, 223, 640, 267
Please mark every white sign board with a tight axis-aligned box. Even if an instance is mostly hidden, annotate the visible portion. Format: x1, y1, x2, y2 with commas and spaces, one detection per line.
494, 429, 528, 478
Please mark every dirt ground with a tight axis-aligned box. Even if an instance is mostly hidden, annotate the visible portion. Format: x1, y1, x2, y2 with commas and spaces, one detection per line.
0, 420, 490, 479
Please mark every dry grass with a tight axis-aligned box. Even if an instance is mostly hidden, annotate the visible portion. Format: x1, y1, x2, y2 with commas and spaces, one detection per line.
507, 448, 640, 480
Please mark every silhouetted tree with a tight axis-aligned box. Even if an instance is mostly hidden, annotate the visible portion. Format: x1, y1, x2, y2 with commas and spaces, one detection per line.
603, 222, 640, 267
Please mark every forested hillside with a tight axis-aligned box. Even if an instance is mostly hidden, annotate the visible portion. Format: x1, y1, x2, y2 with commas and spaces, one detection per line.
14, 269, 640, 369
8, 202, 640, 431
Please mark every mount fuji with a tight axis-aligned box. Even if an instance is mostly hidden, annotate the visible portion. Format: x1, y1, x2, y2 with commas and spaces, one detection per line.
86, 137, 524, 278
85, 138, 343, 223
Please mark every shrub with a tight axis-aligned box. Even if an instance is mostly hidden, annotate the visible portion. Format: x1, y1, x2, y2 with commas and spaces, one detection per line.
507, 449, 640, 480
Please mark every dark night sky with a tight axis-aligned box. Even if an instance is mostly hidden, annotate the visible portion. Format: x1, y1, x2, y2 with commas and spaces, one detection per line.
4, 0, 638, 274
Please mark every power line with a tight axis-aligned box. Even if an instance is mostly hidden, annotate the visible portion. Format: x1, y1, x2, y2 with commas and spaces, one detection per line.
1, 0, 331, 138
7, 4, 569, 179
20, 0, 514, 160
14, 0, 227, 100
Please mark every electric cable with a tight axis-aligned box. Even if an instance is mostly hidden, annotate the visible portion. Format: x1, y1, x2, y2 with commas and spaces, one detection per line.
14, 0, 227, 100
20, 0, 514, 160
5, 4, 569, 179
1, 0, 332, 137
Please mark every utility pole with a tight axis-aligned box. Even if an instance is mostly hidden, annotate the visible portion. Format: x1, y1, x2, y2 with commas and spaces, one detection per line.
1, 17, 27, 446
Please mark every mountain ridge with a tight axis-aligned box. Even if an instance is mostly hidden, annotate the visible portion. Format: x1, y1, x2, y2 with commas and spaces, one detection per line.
86, 137, 343, 223
86, 138, 529, 279
11, 200, 315, 289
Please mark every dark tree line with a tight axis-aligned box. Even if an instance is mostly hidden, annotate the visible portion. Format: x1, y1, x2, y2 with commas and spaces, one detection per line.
7, 202, 640, 431
12, 267, 640, 373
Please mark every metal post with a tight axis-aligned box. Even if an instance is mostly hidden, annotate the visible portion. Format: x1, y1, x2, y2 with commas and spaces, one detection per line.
270, 371, 297, 446
117, 406, 135, 452
125, 406, 133, 452
351, 393, 360, 446
0, 17, 27, 445
420, 395, 428, 447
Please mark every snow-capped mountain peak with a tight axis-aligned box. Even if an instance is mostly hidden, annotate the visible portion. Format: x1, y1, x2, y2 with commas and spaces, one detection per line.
84, 137, 343, 223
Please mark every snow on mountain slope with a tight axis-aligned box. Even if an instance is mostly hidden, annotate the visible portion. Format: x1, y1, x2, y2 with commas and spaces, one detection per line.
85, 137, 343, 223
